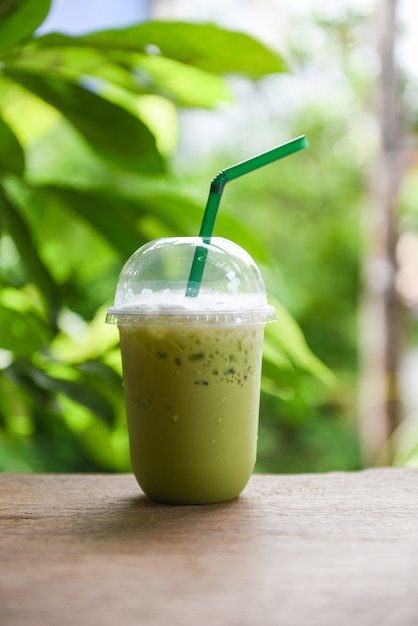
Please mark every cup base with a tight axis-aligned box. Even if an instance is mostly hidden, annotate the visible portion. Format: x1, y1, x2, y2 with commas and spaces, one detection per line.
137, 484, 246, 506
133, 467, 252, 505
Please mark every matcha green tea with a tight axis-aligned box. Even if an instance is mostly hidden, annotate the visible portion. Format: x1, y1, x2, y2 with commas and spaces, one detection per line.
120, 322, 265, 504
105, 138, 308, 503
106, 237, 276, 504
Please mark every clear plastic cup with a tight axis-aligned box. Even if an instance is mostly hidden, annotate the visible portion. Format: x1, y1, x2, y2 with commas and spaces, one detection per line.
106, 237, 276, 504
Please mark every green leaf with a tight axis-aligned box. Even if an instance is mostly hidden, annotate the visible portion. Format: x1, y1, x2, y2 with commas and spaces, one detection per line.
32, 367, 115, 424
264, 298, 336, 386
0, 183, 60, 324
40, 182, 205, 254
42, 185, 146, 258
0, 301, 52, 358
6, 360, 115, 423
6, 45, 233, 108
3, 67, 165, 174
0, 0, 51, 57
32, 21, 287, 79
130, 54, 233, 107
0, 116, 25, 175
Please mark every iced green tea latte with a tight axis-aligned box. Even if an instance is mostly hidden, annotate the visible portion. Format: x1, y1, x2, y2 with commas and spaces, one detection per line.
105, 138, 307, 504
106, 237, 275, 504
120, 321, 264, 504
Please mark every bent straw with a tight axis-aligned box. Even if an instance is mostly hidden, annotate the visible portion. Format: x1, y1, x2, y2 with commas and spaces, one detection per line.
186, 135, 309, 297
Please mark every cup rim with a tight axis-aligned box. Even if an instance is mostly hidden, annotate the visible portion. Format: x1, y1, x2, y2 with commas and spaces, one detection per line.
106, 305, 276, 326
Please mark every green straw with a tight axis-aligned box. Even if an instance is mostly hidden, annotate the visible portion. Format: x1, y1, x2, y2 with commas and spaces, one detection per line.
186, 135, 309, 297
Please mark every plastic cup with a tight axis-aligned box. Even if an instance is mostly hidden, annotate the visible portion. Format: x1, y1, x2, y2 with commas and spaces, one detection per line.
106, 237, 276, 504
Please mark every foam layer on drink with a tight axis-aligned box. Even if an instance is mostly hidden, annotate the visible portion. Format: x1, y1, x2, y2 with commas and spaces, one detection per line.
107, 289, 275, 326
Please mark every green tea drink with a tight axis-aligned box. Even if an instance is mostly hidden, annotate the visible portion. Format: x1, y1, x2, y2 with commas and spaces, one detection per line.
106, 140, 307, 502
106, 237, 276, 504
119, 321, 265, 504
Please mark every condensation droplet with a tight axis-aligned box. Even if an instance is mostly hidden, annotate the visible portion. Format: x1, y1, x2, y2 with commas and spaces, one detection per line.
210, 439, 216, 444
216, 418, 222, 424
172, 414, 179, 422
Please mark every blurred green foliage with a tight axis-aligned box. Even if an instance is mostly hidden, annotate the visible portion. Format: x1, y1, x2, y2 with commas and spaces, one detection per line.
0, 0, 363, 474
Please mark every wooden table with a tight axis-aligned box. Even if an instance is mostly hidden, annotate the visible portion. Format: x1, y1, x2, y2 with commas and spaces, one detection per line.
1, 469, 418, 626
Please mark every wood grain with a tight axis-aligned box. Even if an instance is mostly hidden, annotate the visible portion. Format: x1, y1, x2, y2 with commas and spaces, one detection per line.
1, 469, 418, 626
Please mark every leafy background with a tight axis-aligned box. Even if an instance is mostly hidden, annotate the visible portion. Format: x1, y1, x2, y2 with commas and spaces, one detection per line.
2, 0, 417, 473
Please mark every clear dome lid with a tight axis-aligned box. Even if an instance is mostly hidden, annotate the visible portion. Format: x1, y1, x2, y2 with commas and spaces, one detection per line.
106, 237, 276, 326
